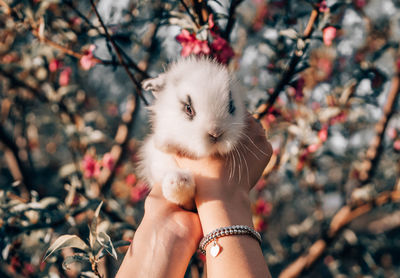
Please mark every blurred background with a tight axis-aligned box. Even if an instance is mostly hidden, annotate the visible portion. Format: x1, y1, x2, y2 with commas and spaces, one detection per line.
0, 0, 400, 277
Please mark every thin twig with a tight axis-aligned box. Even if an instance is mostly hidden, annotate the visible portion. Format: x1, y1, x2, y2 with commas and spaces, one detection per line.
179, 0, 200, 28
254, 2, 323, 120
89, 0, 148, 105
192, 0, 208, 25
0, 125, 32, 197
358, 71, 400, 182
64, 0, 149, 78
223, 0, 244, 40
98, 5, 164, 192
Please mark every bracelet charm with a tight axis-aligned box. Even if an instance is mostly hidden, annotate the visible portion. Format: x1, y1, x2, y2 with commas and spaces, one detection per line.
199, 225, 261, 257
210, 239, 221, 257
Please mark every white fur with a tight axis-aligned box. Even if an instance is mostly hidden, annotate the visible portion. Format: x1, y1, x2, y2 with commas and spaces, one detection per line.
138, 57, 246, 208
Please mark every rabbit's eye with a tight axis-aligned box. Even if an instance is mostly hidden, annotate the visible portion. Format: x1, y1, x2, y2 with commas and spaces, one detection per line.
228, 91, 236, 115
185, 104, 194, 117
182, 95, 195, 120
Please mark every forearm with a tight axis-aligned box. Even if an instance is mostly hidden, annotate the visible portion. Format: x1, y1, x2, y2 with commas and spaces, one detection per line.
196, 192, 271, 278
116, 192, 202, 278
116, 220, 192, 278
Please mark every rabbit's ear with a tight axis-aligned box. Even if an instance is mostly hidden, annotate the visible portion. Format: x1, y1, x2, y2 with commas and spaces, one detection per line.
141, 74, 166, 95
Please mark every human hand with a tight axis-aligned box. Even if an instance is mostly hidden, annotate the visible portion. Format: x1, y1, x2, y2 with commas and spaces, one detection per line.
116, 183, 202, 278
175, 114, 272, 206
174, 115, 272, 278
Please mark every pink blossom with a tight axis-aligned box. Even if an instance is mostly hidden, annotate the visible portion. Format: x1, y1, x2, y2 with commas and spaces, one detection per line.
396, 58, 400, 72
176, 29, 210, 57
102, 152, 114, 170
70, 16, 82, 27
387, 128, 397, 139
80, 44, 98, 70
59, 67, 72, 86
394, 139, 400, 151
130, 182, 150, 203
297, 149, 309, 171
208, 13, 215, 30
211, 35, 234, 64
23, 263, 35, 276
253, 215, 267, 232
323, 26, 337, 46
125, 173, 137, 186
307, 143, 320, 153
318, 127, 328, 142
294, 77, 305, 101
354, 0, 366, 9
329, 112, 347, 125
254, 198, 271, 215
317, 57, 333, 78
49, 59, 62, 72
82, 154, 101, 178
255, 178, 267, 191
318, 1, 328, 12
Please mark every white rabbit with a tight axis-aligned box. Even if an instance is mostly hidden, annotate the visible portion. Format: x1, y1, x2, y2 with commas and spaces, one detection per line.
138, 56, 246, 209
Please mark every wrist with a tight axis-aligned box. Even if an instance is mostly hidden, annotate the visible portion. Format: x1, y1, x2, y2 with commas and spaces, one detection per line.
195, 190, 254, 234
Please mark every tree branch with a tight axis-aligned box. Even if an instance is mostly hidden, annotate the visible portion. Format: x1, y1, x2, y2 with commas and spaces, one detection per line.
89, 0, 148, 105
358, 71, 400, 182
180, 0, 200, 28
279, 187, 400, 278
0, 125, 32, 197
222, 0, 244, 40
254, 2, 323, 120
97, 4, 164, 192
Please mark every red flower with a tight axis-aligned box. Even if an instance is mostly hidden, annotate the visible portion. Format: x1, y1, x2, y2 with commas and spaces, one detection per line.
254, 198, 271, 216
82, 154, 101, 178
210, 35, 234, 64
130, 182, 150, 203
176, 29, 210, 57
102, 152, 114, 170
80, 44, 98, 70
323, 26, 337, 46
59, 67, 72, 86
49, 59, 62, 72
125, 173, 137, 186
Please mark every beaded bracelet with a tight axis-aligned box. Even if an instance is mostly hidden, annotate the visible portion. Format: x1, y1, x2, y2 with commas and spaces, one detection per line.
199, 225, 262, 257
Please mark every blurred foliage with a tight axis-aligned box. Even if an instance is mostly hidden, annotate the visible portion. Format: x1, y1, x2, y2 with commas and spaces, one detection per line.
0, 0, 400, 277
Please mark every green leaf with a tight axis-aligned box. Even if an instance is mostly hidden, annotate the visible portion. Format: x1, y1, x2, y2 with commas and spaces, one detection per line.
97, 231, 117, 260
62, 254, 90, 270
89, 201, 103, 249
43, 235, 89, 262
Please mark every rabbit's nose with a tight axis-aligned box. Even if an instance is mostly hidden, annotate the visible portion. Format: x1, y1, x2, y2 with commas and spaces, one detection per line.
208, 130, 223, 143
